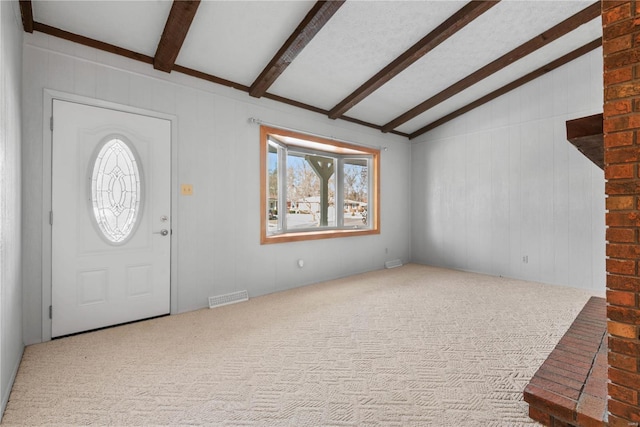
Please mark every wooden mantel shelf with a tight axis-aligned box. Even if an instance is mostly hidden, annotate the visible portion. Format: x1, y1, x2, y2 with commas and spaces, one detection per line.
566, 113, 604, 170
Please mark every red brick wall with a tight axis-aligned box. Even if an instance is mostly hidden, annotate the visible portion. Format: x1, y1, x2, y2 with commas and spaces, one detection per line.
603, 2, 640, 426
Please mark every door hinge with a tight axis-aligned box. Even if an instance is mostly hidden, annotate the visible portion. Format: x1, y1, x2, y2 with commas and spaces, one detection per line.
49, 211, 53, 225
50, 116, 53, 131
49, 305, 52, 319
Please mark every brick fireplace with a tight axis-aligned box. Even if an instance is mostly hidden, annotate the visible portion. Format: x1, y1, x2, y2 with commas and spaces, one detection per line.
603, 1, 640, 426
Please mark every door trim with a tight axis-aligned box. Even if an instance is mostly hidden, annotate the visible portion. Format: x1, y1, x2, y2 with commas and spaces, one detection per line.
42, 90, 179, 342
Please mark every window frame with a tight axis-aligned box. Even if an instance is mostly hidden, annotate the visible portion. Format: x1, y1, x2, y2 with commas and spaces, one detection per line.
260, 125, 380, 244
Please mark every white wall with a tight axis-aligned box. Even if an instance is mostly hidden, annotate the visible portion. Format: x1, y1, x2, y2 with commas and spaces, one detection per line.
410, 49, 605, 294
0, 0, 24, 414
21, 33, 412, 345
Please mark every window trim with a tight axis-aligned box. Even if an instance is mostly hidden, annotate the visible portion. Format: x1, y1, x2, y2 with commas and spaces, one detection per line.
260, 125, 380, 244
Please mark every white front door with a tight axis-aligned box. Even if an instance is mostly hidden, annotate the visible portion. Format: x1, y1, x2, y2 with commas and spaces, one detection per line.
51, 100, 171, 338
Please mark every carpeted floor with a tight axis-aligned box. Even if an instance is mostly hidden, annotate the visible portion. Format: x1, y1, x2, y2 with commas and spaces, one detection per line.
2, 264, 597, 426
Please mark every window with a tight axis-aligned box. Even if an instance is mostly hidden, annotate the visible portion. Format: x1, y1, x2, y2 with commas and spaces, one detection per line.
90, 137, 143, 244
261, 126, 379, 244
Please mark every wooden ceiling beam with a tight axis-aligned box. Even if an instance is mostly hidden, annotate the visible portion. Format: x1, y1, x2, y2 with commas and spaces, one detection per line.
408, 38, 602, 140
172, 64, 250, 92
249, 0, 345, 98
32, 22, 154, 64
261, 92, 410, 138
383, 1, 601, 133
23, 20, 407, 139
154, 0, 201, 73
19, 0, 34, 33
328, 1, 499, 120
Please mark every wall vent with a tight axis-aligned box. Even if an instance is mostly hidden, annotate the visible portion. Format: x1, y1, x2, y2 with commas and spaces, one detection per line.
208, 290, 248, 309
385, 259, 403, 269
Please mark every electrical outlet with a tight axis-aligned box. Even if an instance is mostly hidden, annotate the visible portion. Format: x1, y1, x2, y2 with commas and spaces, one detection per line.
181, 184, 193, 196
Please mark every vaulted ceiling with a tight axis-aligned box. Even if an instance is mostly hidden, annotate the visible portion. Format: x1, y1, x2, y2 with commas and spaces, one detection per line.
18, 0, 602, 140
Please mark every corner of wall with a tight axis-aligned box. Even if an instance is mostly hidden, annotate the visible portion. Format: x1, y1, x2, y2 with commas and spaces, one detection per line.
0, 0, 25, 419
409, 49, 605, 293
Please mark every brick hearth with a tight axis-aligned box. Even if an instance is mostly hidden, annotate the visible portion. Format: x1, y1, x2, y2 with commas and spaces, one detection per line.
524, 297, 607, 427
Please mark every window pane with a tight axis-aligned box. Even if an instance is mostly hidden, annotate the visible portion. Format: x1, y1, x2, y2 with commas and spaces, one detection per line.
343, 159, 368, 228
91, 138, 142, 243
286, 153, 336, 229
267, 143, 279, 234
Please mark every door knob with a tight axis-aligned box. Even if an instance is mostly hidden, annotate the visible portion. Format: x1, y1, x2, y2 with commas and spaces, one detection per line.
153, 229, 169, 236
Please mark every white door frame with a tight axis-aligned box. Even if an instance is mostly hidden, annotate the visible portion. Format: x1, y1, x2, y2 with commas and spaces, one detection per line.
42, 89, 179, 342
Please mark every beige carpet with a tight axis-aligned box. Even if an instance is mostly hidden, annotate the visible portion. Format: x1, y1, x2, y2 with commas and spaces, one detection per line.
2, 264, 596, 426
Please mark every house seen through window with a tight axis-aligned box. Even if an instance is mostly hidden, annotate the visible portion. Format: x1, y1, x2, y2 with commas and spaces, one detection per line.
260, 126, 379, 244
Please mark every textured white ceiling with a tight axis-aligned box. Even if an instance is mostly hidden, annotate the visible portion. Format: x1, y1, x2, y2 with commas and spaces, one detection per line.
268, 1, 464, 110
396, 17, 602, 134
28, 0, 603, 138
176, 1, 315, 86
32, 1, 172, 57
346, 1, 599, 126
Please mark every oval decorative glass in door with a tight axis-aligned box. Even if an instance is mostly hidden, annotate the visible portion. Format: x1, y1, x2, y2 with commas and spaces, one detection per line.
90, 137, 143, 244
